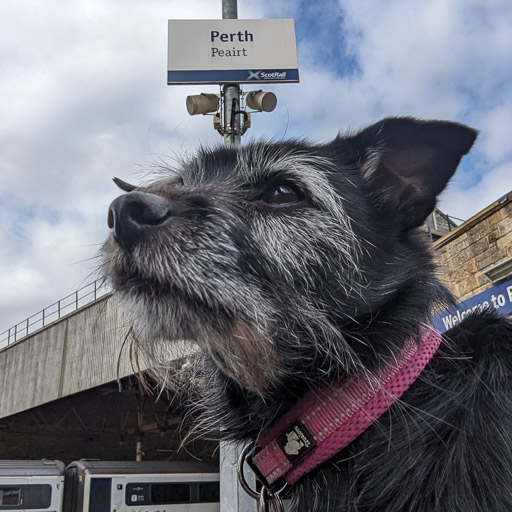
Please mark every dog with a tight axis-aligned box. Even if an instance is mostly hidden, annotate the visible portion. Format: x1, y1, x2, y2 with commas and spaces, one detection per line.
102, 117, 512, 511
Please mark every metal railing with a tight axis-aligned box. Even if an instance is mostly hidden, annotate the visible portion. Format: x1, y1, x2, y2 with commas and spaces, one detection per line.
0, 279, 111, 351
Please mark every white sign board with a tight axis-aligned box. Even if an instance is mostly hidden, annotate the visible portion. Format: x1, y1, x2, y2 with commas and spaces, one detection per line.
168, 19, 299, 84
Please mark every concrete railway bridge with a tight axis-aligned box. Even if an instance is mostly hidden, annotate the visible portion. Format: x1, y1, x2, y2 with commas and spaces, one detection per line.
0, 282, 216, 465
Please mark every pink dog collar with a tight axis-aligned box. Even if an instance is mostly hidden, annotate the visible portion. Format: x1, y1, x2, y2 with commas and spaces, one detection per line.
250, 328, 442, 487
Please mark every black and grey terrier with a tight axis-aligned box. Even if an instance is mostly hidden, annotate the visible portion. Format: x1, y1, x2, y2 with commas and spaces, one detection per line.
103, 117, 512, 511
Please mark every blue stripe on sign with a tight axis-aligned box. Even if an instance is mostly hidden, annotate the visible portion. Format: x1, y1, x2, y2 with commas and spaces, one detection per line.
167, 69, 300, 84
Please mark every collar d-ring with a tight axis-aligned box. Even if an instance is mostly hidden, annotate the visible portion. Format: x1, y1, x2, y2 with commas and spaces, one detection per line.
237, 441, 260, 499
237, 441, 288, 501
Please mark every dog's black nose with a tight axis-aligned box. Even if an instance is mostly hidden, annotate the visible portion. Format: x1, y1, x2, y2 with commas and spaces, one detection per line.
108, 191, 171, 249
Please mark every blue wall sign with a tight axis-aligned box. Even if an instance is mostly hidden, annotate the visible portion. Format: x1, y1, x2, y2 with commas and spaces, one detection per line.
433, 278, 512, 332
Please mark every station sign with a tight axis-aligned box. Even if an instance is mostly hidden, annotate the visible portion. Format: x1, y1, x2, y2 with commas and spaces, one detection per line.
433, 277, 512, 332
167, 19, 299, 84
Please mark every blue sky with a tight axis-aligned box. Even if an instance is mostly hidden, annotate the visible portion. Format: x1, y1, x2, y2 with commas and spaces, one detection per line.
1, 0, 512, 333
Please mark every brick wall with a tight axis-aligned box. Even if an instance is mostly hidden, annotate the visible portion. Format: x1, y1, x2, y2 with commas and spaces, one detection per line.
434, 195, 512, 302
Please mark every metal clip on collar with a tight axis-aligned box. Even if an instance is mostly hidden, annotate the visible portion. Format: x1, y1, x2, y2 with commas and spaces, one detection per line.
237, 442, 287, 512
258, 486, 285, 512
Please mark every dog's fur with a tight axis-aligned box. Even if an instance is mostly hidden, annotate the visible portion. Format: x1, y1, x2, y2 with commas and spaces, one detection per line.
102, 117, 512, 511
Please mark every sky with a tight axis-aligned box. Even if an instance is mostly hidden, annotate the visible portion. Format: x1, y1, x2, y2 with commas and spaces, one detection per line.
1, 0, 512, 334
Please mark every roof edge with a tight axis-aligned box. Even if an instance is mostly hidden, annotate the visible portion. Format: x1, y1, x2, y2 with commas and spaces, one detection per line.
433, 192, 511, 249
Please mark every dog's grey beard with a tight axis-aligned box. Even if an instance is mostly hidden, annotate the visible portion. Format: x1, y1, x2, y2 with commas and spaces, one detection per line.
105, 145, 365, 396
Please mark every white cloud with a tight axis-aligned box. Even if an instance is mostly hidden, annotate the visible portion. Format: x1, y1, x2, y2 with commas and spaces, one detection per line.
260, 0, 512, 218
441, 161, 512, 221
1, 0, 511, 332
476, 100, 512, 165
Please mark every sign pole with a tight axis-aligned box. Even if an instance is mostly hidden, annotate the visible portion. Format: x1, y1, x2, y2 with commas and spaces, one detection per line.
218, 6, 257, 511
222, 0, 242, 147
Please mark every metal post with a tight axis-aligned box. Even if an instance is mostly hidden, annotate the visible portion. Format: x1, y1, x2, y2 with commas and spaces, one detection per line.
222, 0, 242, 147
218, 5, 257, 512
223, 85, 242, 147
220, 440, 257, 512
136, 438, 143, 462
222, 0, 237, 19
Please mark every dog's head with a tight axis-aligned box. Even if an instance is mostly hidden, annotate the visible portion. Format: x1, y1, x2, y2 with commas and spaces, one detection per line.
102, 118, 476, 398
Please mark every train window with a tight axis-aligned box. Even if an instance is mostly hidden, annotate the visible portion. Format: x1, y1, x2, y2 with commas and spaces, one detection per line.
94, 484, 106, 504
0, 488, 21, 506
0, 485, 52, 509
199, 482, 220, 503
89, 478, 111, 512
25, 485, 52, 509
151, 483, 190, 503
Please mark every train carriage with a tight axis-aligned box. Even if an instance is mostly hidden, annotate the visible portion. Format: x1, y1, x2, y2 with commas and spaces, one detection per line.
64, 460, 219, 512
0, 460, 219, 512
0, 459, 65, 511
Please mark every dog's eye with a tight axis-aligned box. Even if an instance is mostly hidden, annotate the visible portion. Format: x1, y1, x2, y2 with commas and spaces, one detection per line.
262, 182, 304, 206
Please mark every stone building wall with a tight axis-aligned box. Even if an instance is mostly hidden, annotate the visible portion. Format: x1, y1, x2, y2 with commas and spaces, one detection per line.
434, 192, 512, 302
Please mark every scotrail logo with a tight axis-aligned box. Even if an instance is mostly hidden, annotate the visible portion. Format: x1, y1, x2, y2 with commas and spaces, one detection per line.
247, 70, 287, 80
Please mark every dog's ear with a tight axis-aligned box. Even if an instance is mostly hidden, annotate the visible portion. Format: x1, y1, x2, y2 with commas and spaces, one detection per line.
342, 117, 477, 230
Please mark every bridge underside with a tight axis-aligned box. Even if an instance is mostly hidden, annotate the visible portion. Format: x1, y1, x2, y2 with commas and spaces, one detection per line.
0, 375, 218, 464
